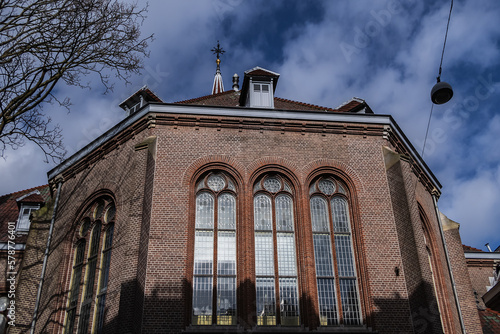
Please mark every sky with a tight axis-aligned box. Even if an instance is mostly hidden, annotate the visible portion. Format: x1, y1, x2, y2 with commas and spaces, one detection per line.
1, 0, 499, 250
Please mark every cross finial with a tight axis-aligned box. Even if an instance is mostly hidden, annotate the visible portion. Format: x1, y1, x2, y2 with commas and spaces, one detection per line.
211, 40, 225, 60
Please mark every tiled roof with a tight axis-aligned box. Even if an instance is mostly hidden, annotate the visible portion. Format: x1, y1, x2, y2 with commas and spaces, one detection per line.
463, 244, 484, 252
0, 185, 51, 243
479, 308, 500, 333
175, 90, 366, 113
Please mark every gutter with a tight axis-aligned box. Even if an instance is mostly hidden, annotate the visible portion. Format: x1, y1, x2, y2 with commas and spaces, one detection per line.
432, 193, 466, 334
30, 180, 63, 334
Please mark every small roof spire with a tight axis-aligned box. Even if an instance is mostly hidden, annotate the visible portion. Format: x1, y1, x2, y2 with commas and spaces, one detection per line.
211, 40, 225, 95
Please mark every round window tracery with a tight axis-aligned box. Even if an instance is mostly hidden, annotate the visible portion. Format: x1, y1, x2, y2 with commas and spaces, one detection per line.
207, 174, 226, 192
318, 179, 336, 195
263, 176, 281, 193
104, 204, 116, 223
93, 200, 105, 219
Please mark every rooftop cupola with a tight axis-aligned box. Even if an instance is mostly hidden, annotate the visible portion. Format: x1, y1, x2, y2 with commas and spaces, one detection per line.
239, 66, 280, 108
211, 41, 225, 95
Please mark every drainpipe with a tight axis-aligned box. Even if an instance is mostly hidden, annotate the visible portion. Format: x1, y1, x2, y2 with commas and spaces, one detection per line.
432, 192, 466, 334
31, 179, 63, 334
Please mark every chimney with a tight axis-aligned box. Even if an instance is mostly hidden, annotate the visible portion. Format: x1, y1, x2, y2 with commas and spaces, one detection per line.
232, 73, 239, 91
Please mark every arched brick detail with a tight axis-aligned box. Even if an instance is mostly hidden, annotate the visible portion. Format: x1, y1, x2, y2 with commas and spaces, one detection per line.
246, 156, 302, 186
302, 158, 364, 194
182, 155, 246, 188
70, 189, 117, 242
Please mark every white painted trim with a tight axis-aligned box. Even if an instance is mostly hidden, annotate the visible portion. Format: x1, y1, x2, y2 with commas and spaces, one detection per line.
464, 252, 500, 260
0, 242, 26, 250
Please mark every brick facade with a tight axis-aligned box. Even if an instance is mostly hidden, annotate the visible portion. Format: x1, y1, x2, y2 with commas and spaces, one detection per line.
13, 77, 482, 333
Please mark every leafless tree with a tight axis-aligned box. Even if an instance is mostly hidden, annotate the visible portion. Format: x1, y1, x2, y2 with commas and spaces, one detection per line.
0, 0, 152, 162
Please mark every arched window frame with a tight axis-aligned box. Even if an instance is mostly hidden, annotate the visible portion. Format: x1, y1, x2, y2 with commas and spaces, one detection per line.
63, 196, 116, 334
191, 171, 238, 326
253, 173, 301, 327
418, 203, 453, 333
309, 176, 362, 326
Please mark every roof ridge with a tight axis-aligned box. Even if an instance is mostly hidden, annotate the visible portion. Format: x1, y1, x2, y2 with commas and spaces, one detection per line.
0, 184, 49, 198
175, 90, 238, 104
274, 96, 336, 112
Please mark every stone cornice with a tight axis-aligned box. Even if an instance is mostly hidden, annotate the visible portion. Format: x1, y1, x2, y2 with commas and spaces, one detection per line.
47, 103, 442, 193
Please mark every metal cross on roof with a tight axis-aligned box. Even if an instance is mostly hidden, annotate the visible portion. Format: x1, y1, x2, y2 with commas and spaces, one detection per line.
211, 40, 225, 60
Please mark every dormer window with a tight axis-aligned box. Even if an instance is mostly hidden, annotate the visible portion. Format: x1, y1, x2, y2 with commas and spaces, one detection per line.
239, 67, 280, 109
251, 81, 273, 108
17, 204, 40, 232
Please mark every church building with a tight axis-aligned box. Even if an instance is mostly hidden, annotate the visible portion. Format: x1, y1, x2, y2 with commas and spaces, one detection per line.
16, 45, 483, 333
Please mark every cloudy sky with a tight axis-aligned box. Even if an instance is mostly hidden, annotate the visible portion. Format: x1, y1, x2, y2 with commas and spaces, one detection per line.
1, 0, 499, 250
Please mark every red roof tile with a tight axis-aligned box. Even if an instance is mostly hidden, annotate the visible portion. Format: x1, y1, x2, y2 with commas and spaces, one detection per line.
479, 308, 500, 333
175, 90, 367, 113
0, 185, 51, 243
463, 244, 484, 252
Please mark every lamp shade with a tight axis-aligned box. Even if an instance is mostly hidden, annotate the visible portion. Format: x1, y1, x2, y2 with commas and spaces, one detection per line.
431, 81, 453, 104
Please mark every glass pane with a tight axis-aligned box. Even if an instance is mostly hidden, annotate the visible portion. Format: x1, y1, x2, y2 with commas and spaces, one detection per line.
277, 233, 297, 276
256, 277, 276, 325
310, 196, 330, 232
196, 192, 214, 229
275, 194, 294, 231
77, 303, 91, 334
217, 277, 237, 325
218, 193, 236, 230
218, 231, 236, 276
255, 232, 274, 276
317, 278, 338, 326
194, 231, 213, 275
90, 223, 101, 256
84, 257, 98, 300
331, 197, 350, 233
104, 204, 116, 223
334, 235, 356, 277
254, 84, 261, 92
313, 234, 334, 277
95, 294, 107, 334
339, 279, 361, 325
192, 276, 213, 325
65, 308, 76, 333
254, 194, 272, 230
279, 278, 300, 326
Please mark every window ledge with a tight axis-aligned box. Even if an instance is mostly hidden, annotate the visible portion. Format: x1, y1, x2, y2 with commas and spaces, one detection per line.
184, 325, 244, 333
314, 325, 377, 333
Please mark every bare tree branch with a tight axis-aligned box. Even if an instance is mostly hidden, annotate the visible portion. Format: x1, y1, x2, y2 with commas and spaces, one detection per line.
0, 0, 152, 162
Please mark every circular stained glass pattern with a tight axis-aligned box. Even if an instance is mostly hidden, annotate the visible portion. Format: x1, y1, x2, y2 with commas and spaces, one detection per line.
263, 177, 281, 193
318, 179, 336, 195
207, 174, 226, 192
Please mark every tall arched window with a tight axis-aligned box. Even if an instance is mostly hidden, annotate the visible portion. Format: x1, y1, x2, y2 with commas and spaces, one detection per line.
64, 196, 116, 334
253, 174, 300, 326
309, 176, 361, 326
192, 172, 237, 326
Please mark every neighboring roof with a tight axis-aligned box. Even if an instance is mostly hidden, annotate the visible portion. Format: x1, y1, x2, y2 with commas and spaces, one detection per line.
0, 185, 51, 243
175, 90, 369, 113
119, 85, 163, 111
464, 245, 485, 252
479, 308, 500, 334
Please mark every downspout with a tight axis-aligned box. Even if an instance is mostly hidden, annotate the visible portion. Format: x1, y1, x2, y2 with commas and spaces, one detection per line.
31, 179, 63, 334
432, 192, 466, 334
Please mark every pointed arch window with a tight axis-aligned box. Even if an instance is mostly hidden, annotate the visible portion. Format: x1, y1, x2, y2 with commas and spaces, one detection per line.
64, 197, 116, 334
309, 177, 361, 326
253, 174, 300, 326
192, 172, 237, 326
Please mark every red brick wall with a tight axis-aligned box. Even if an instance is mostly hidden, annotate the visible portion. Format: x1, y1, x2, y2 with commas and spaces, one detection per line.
28, 111, 482, 333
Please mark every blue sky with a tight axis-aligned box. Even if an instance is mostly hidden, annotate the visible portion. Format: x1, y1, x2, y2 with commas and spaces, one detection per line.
1, 0, 499, 250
